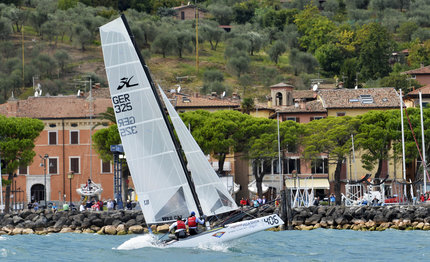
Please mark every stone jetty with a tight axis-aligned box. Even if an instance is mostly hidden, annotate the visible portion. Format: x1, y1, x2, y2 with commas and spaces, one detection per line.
2, 205, 430, 235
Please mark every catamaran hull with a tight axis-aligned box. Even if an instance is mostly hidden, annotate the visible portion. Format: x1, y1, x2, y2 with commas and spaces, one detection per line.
163, 214, 284, 248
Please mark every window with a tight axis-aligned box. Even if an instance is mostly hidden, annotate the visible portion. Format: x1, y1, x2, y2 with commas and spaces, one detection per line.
181, 11, 185, 20
359, 94, 374, 104
283, 158, 301, 174
263, 160, 271, 174
19, 165, 28, 175
337, 112, 346, 117
286, 117, 296, 122
311, 116, 324, 121
273, 159, 281, 174
312, 158, 328, 174
70, 130, 79, 145
276, 92, 283, 106
48, 131, 57, 145
101, 160, 111, 173
70, 157, 80, 174
48, 158, 58, 174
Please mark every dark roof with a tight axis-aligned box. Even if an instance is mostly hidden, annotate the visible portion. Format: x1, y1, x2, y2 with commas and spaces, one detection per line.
317, 88, 400, 109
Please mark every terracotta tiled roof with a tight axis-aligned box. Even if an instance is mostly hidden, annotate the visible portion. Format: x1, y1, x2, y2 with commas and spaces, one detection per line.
292, 90, 316, 100
318, 88, 400, 109
0, 95, 112, 119
275, 100, 326, 113
171, 94, 240, 109
407, 84, 430, 97
403, 65, 430, 75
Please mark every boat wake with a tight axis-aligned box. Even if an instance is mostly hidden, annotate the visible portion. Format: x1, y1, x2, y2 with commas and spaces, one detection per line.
116, 234, 161, 250
0, 236, 6, 241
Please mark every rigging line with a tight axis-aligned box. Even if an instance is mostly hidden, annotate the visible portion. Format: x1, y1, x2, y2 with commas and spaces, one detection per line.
403, 105, 430, 182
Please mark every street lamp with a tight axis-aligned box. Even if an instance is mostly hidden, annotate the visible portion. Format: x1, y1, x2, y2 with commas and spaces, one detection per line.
68, 172, 74, 204
40, 154, 49, 208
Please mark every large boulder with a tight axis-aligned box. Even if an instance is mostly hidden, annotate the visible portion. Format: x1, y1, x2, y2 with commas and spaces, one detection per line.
12, 215, 24, 225
157, 224, 170, 233
129, 225, 144, 234
104, 225, 116, 235
305, 214, 322, 225
54, 217, 68, 229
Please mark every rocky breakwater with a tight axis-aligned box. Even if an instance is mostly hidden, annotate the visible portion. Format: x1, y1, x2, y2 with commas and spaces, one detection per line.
292, 205, 430, 231
0, 209, 149, 235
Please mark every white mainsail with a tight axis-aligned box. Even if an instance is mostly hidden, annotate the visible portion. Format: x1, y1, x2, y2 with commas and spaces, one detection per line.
158, 86, 238, 216
100, 16, 198, 224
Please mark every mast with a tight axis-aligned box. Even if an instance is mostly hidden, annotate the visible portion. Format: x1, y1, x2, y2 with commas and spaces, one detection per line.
399, 90, 407, 198
120, 15, 204, 217
420, 91, 427, 192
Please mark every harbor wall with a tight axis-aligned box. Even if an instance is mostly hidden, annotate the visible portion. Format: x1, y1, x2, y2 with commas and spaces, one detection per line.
2, 205, 430, 235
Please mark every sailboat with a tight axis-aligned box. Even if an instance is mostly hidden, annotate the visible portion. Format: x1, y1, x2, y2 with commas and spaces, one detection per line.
99, 15, 283, 248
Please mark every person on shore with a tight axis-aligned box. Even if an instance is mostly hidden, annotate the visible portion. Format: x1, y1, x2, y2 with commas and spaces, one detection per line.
126, 200, 132, 210
169, 217, 187, 240
27, 202, 33, 210
262, 196, 266, 205
107, 199, 114, 210
253, 197, 259, 208
257, 195, 262, 205
79, 202, 85, 212
85, 199, 92, 210
313, 197, 319, 206
98, 199, 104, 211
330, 194, 336, 206
421, 194, 425, 202
52, 203, 57, 213
33, 201, 39, 211
240, 197, 247, 207
186, 211, 205, 236
63, 202, 69, 211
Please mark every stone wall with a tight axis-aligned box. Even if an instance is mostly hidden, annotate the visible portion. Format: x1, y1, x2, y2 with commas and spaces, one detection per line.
2, 205, 430, 235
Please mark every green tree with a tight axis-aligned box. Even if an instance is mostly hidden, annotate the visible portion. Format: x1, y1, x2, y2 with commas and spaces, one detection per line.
303, 116, 361, 205
201, 21, 224, 51
233, 0, 257, 24
0, 17, 12, 40
355, 110, 397, 183
294, 4, 336, 53
0, 116, 44, 213
172, 30, 192, 58
54, 50, 70, 75
181, 110, 250, 175
398, 21, 419, 42
241, 97, 254, 115
407, 39, 430, 68
207, 4, 234, 25
58, 0, 78, 10
153, 33, 175, 58
267, 40, 286, 64
92, 124, 121, 162
315, 42, 345, 77
356, 22, 393, 80
380, 72, 421, 94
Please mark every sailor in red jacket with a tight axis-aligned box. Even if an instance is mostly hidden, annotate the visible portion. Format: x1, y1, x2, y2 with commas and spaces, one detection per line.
186, 211, 205, 235
169, 216, 187, 240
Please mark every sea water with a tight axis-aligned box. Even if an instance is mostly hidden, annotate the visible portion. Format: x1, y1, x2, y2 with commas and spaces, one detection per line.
1, 229, 429, 261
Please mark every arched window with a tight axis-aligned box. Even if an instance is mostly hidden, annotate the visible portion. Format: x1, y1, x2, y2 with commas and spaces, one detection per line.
31, 184, 45, 203
287, 92, 292, 106
276, 92, 283, 106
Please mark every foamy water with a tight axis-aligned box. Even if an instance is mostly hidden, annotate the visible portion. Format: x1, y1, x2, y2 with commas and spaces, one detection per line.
116, 234, 161, 250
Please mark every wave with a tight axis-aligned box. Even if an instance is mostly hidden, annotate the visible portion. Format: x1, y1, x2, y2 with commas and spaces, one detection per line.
115, 234, 161, 250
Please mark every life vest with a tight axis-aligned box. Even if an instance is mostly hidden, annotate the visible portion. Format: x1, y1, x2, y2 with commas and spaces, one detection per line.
176, 220, 186, 230
188, 216, 197, 227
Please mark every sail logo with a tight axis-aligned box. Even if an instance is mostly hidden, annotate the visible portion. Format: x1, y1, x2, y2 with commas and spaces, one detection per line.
212, 232, 225, 238
117, 76, 138, 90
